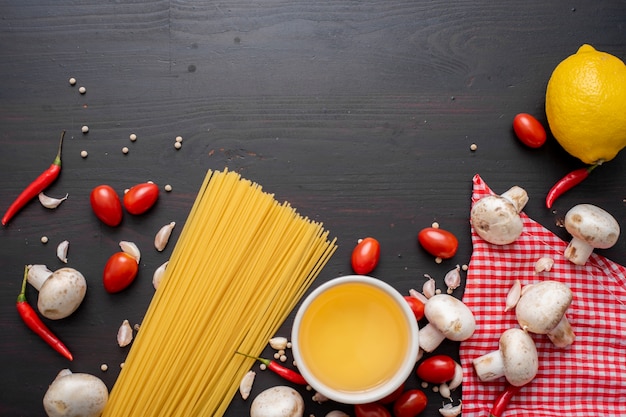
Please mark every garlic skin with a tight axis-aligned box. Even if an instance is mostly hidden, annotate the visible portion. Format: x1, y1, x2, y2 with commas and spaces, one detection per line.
239, 370, 255, 400
444, 265, 461, 294
117, 319, 134, 347
119, 241, 141, 263
154, 222, 176, 252
57, 240, 69, 263
38, 192, 68, 209
439, 401, 462, 417
152, 261, 168, 290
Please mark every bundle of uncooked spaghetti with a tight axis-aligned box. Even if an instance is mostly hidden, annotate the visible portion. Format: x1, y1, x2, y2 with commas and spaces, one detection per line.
102, 169, 337, 416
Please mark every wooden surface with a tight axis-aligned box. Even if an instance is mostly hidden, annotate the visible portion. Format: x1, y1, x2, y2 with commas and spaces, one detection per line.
1, 1, 625, 415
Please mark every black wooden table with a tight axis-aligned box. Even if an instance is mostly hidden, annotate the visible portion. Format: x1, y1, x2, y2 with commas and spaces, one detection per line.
1, 1, 625, 416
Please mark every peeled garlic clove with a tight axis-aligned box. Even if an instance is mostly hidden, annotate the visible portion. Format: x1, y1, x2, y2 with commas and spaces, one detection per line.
312, 392, 329, 403
439, 382, 451, 400
269, 336, 288, 350
56, 240, 69, 263
423, 274, 436, 298
504, 279, 522, 312
444, 265, 461, 294
119, 241, 141, 263
153, 261, 168, 290
534, 256, 555, 274
38, 192, 68, 209
439, 401, 462, 417
239, 370, 255, 400
154, 222, 176, 252
117, 319, 134, 347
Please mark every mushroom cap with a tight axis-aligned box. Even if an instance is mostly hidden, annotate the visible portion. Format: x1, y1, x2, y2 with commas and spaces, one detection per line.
516, 281, 572, 334
500, 328, 538, 386
564, 204, 620, 249
250, 386, 304, 417
424, 294, 476, 341
470, 194, 524, 245
38, 267, 87, 320
43, 370, 108, 417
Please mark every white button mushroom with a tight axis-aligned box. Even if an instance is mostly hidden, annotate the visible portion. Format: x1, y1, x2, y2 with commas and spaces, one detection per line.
470, 185, 529, 245
43, 369, 109, 417
563, 204, 620, 265
515, 280, 575, 348
27, 267, 87, 320
472, 327, 538, 387
250, 386, 304, 417
418, 294, 476, 353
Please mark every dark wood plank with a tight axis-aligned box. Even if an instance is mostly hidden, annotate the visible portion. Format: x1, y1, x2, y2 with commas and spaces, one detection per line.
1, 1, 625, 416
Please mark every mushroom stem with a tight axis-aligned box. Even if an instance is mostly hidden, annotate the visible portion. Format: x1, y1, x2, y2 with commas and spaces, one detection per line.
500, 186, 529, 213
563, 236, 594, 265
547, 314, 575, 348
473, 349, 505, 382
27, 264, 53, 291
418, 323, 447, 353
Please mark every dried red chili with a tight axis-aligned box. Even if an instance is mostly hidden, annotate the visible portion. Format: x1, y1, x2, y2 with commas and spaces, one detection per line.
2, 131, 65, 226
545, 165, 597, 209
16, 266, 73, 361
236, 352, 307, 385
490, 383, 523, 417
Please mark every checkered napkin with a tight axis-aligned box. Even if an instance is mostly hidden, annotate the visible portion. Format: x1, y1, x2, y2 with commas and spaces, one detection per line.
459, 174, 626, 417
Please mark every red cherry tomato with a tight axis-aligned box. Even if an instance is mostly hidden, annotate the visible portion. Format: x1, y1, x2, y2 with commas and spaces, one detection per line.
404, 296, 425, 321
513, 113, 547, 148
392, 389, 428, 417
123, 182, 159, 215
417, 227, 458, 259
351, 237, 380, 274
90, 185, 123, 227
354, 402, 391, 417
378, 382, 405, 404
103, 252, 139, 293
416, 355, 456, 384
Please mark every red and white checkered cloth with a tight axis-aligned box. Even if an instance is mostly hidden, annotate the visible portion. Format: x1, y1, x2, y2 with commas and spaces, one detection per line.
460, 174, 626, 417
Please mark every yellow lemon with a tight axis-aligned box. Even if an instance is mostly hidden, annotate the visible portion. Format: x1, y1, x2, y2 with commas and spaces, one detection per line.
545, 44, 626, 164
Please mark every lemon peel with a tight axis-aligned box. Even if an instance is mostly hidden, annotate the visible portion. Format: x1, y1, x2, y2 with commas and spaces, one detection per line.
545, 44, 626, 164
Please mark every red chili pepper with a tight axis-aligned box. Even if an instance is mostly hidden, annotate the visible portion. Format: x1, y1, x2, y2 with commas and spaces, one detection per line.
16, 266, 73, 361
2, 131, 65, 226
489, 383, 523, 417
545, 164, 598, 209
236, 352, 307, 385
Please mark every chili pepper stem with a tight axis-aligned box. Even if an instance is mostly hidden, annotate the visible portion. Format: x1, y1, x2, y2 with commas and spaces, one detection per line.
53, 130, 66, 166
17, 265, 29, 302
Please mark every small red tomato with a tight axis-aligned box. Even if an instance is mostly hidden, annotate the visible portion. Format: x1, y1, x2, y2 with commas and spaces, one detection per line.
404, 296, 425, 321
392, 389, 428, 417
123, 182, 159, 215
513, 113, 547, 148
103, 252, 139, 293
378, 382, 405, 404
90, 185, 123, 227
354, 402, 391, 417
351, 237, 380, 274
417, 227, 458, 259
416, 355, 456, 384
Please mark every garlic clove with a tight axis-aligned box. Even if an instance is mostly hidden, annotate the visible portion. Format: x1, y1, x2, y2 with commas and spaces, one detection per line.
154, 222, 176, 252
38, 192, 68, 209
447, 361, 463, 390
409, 288, 429, 304
117, 319, 134, 347
444, 265, 461, 294
504, 279, 522, 312
269, 336, 288, 350
439, 382, 452, 400
56, 240, 69, 263
119, 241, 141, 263
152, 261, 169, 290
239, 370, 255, 400
534, 256, 555, 274
312, 392, 329, 403
423, 274, 436, 298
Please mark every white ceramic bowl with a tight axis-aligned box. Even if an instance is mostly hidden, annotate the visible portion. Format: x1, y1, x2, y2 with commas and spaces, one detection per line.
291, 275, 419, 404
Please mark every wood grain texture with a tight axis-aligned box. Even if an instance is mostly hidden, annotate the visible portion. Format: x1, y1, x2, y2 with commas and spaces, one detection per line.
1, 1, 625, 416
